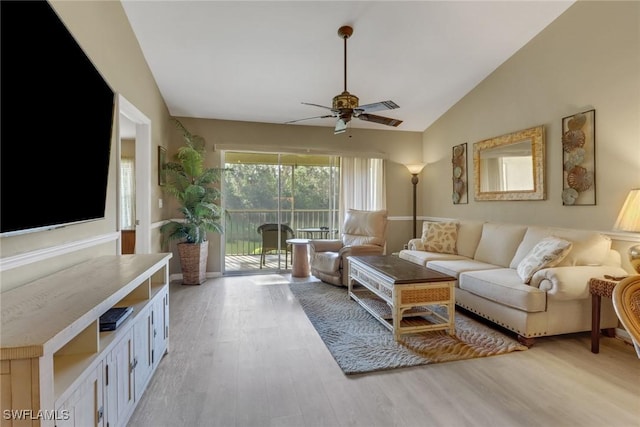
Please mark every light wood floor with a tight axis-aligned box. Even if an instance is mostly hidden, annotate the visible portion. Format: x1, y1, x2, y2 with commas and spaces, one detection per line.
225, 254, 292, 273
128, 274, 640, 427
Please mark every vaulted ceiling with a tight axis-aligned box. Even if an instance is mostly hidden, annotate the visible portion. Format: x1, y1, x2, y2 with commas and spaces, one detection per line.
121, 1, 574, 134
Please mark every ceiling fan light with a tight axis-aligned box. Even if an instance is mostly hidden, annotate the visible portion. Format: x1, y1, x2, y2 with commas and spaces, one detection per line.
332, 91, 359, 110
335, 118, 348, 134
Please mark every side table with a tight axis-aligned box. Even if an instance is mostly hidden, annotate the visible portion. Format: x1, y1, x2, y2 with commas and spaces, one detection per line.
287, 238, 310, 278
589, 277, 618, 353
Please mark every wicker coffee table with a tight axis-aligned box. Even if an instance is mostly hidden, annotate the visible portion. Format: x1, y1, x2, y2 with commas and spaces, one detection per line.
348, 255, 456, 340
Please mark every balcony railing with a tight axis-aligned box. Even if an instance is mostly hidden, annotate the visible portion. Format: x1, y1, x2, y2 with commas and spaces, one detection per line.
224, 209, 339, 256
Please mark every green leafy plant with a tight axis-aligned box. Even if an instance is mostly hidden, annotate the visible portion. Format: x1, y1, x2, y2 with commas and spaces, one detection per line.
160, 119, 224, 245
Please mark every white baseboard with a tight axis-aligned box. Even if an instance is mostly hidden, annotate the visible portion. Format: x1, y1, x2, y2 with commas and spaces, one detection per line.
169, 272, 223, 283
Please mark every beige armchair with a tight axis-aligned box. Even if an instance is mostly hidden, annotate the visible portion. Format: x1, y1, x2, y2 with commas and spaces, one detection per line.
309, 209, 388, 286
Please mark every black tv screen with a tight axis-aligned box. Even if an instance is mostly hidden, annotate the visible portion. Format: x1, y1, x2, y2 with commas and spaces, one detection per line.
1, 0, 115, 235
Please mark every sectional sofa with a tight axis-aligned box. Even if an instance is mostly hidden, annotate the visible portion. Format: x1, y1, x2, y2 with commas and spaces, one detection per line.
399, 219, 628, 345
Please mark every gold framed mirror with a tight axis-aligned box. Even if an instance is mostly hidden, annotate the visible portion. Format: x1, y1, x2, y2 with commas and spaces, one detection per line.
473, 125, 545, 201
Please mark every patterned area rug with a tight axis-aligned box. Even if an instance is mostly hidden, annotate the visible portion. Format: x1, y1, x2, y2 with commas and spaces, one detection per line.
289, 281, 527, 375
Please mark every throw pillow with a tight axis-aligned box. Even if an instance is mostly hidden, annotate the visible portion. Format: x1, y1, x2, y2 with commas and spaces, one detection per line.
423, 222, 458, 254
516, 236, 573, 284
420, 221, 434, 244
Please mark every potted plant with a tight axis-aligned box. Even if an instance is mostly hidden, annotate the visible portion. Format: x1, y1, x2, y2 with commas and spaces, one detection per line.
160, 119, 224, 285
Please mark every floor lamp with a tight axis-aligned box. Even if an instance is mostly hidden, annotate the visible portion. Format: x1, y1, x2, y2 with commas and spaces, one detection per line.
405, 164, 426, 238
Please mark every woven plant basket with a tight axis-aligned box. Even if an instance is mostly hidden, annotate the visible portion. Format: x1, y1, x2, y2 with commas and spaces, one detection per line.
177, 241, 208, 285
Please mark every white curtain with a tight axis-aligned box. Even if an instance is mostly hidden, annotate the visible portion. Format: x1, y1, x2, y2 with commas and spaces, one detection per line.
120, 157, 136, 230
339, 157, 386, 224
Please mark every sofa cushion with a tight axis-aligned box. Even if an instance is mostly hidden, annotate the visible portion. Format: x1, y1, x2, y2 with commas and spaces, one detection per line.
509, 226, 612, 268
426, 259, 501, 280
459, 269, 547, 312
456, 220, 485, 258
510, 226, 554, 268
516, 236, 573, 284
423, 221, 458, 254
552, 229, 611, 266
399, 250, 466, 267
473, 223, 527, 267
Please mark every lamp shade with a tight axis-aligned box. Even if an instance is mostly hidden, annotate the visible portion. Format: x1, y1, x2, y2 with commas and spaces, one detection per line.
614, 189, 640, 232
405, 163, 425, 175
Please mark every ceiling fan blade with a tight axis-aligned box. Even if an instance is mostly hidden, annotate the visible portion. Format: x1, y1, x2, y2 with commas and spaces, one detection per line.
357, 100, 400, 113
301, 102, 338, 113
285, 114, 335, 124
358, 113, 403, 127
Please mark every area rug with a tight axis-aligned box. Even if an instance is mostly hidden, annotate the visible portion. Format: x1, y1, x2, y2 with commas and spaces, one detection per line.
288, 281, 527, 375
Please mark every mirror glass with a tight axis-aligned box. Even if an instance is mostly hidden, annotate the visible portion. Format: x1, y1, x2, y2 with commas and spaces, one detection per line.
473, 126, 545, 201
479, 139, 533, 192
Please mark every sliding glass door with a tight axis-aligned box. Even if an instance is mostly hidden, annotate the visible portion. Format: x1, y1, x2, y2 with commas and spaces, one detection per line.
222, 152, 339, 274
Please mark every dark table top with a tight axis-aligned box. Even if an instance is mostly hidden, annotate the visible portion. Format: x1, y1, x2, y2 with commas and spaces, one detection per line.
349, 255, 455, 284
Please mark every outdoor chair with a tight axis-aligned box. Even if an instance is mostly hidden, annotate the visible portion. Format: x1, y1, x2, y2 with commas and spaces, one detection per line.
309, 209, 388, 286
257, 223, 295, 268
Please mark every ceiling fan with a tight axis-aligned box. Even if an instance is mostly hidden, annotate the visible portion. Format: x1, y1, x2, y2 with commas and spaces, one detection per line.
286, 25, 403, 134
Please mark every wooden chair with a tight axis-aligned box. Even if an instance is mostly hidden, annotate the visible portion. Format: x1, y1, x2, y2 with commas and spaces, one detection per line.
612, 275, 640, 358
257, 223, 295, 268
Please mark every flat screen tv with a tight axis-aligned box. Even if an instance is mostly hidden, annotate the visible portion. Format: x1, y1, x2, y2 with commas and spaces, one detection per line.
1, 0, 115, 236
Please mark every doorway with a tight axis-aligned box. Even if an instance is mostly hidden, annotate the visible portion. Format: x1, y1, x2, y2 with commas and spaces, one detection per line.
117, 95, 151, 254
119, 114, 136, 254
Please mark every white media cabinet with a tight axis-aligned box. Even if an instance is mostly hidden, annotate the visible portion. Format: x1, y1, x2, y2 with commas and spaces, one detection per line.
1, 253, 172, 427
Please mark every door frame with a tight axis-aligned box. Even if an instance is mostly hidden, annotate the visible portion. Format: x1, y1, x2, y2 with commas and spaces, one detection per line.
117, 95, 151, 254
221, 151, 340, 274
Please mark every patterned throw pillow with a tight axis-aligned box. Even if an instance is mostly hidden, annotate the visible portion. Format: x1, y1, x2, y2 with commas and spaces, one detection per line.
516, 236, 573, 284
420, 221, 434, 244
423, 222, 458, 254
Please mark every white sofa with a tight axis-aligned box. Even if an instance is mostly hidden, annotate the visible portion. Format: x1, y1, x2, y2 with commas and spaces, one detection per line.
399, 219, 628, 345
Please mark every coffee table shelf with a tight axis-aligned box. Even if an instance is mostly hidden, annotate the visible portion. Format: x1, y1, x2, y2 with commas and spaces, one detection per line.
348, 255, 456, 340
350, 286, 452, 331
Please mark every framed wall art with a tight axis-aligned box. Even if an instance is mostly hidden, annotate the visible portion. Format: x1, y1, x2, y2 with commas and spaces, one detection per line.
452, 143, 468, 204
561, 109, 595, 205
158, 146, 167, 186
